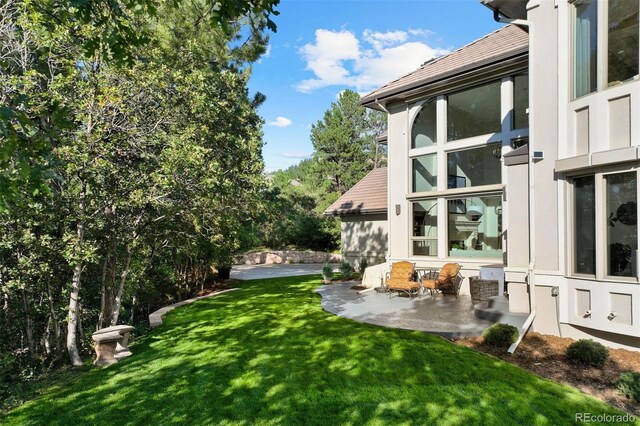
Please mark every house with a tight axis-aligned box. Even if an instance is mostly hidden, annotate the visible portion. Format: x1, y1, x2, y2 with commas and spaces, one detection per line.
360, 0, 640, 351
324, 167, 388, 265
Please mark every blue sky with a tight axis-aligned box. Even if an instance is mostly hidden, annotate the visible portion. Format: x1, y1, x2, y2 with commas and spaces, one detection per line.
248, 0, 503, 172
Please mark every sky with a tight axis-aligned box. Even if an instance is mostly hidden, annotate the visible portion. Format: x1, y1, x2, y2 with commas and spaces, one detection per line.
248, 0, 504, 172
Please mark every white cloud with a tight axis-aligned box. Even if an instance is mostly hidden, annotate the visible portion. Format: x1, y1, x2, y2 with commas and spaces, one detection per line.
257, 45, 272, 64
267, 116, 293, 127
295, 28, 449, 94
282, 151, 312, 159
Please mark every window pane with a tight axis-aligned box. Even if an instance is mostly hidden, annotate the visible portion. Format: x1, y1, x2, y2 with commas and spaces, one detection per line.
606, 172, 637, 277
574, 176, 596, 275
447, 81, 501, 141
412, 99, 437, 148
573, 0, 598, 98
448, 195, 502, 258
412, 154, 437, 192
447, 145, 501, 188
412, 200, 437, 256
513, 74, 529, 130
608, 0, 639, 86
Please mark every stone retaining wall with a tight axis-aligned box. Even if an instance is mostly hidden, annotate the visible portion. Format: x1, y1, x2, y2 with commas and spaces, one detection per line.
233, 250, 341, 265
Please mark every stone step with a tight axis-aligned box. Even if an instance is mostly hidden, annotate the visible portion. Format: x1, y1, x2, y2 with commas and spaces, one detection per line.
487, 296, 510, 311
473, 302, 529, 328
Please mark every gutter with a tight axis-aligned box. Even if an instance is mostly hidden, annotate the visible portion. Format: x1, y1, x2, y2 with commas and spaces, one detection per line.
490, 11, 535, 354
374, 99, 389, 114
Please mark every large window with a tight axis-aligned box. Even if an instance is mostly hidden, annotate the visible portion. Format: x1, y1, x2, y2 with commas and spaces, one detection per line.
574, 176, 596, 275
409, 77, 525, 259
412, 154, 437, 192
573, 0, 598, 98
447, 195, 502, 258
608, 0, 639, 86
412, 200, 437, 256
573, 0, 640, 97
513, 74, 529, 130
447, 81, 501, 141
606, 172, 637, 277
447, 144, 501, 188
571, 171, 639, 279
412, 99, 437, 148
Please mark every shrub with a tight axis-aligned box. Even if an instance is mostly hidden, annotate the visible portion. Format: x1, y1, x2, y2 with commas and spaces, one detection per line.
482, 323, 519, 348
322, 262, 334, 283
357, 254, 368, 273
566, 339, 609, 368
617, 371, 640, 402
339, 258, 354, 280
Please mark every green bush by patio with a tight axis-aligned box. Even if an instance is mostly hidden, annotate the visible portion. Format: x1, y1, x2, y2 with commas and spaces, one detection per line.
618, 371, 640, 402
566, 339, 610, 368
1, 275, 632, 425
482, 323, 519, 348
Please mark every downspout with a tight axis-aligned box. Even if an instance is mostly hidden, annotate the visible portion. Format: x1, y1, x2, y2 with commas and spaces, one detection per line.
374, 98, 391, 268
492, 10, 536, 354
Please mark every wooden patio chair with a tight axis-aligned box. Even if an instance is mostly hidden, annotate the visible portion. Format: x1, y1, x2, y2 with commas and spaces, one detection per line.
385, 261, 421, 299
421, 263, 463, 299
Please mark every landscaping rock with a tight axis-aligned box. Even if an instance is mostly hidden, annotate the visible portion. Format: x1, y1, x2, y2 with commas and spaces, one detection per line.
233, 250, 341, 265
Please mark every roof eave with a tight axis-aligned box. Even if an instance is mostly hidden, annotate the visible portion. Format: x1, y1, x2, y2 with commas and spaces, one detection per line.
361, 48, 528, 108
323, 208, 388, 217
480, 0, 528, 20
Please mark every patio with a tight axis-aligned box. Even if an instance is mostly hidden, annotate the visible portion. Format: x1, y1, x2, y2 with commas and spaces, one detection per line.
317, 283, 527, 339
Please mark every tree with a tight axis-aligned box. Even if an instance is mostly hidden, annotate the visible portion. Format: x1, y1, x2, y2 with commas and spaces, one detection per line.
0, 0, 279, 211
0, 0, 270, 371
310, 89, 386, 195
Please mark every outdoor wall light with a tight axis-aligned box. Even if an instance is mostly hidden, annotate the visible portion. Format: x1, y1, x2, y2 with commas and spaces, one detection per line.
395, 204, 401, 215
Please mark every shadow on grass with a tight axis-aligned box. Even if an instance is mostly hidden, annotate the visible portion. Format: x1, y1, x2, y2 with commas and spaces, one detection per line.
2, 275, 636, 425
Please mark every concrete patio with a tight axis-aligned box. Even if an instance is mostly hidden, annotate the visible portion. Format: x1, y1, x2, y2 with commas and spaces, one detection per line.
317, 283, 527, 339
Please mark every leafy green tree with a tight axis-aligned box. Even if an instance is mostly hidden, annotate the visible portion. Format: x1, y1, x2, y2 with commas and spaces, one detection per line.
0, 0, 271, 370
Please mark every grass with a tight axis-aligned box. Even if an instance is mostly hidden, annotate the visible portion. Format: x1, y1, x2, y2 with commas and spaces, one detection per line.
2, 275, 636, 425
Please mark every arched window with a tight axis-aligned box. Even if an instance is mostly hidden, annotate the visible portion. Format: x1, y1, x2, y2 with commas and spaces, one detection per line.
411, 99, 437, 148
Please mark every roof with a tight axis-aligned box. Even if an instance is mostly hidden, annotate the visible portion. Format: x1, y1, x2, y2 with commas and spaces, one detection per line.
376, 131, 388, 144
360, 24, 528, 108
324, 167, 387, 216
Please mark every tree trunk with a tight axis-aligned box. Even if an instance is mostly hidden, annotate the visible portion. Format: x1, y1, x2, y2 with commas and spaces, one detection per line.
98, 256, 108, 329
67, 195, 85, 367
46, 281, 61, 352
21, 290, 35, 356
67, 258, 83, 366
110, 249, 132, 326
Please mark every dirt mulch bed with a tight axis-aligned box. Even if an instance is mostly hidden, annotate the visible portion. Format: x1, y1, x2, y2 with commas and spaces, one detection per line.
195, 279, 239, 297
457, 332, 640, 416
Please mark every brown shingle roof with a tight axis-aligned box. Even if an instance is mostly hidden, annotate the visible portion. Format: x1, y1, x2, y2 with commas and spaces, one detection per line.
324, 167, 387, 216
360, 24, 528, 107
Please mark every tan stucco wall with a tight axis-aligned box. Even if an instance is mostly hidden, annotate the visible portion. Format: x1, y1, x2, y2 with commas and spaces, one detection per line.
341, 213, 388, 264
505, 162, 529, 268
529, 0, 560, 273
387, 103, 410, 261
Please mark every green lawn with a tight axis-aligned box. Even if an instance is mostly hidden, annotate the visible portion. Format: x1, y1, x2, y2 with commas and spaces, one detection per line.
2, 275, 636, 425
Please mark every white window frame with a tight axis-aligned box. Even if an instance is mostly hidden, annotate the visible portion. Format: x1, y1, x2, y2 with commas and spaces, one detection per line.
571, 0, 640, 99
407, 76, 529, 259
567, 166, 640, 283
